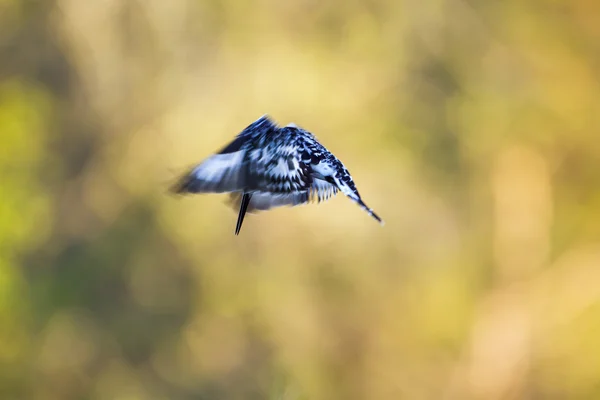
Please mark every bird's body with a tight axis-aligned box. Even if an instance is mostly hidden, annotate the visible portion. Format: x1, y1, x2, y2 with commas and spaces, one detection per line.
172, 115, 383, 234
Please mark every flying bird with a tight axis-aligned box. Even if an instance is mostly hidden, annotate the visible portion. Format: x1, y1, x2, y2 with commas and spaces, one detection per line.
171, 115, 384, 235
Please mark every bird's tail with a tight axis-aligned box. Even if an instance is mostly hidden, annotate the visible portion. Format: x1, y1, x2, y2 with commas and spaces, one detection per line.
235, 193, 252, 235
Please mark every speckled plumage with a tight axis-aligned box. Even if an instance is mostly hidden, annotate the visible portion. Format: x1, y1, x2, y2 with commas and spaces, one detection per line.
172, 115, 383, 234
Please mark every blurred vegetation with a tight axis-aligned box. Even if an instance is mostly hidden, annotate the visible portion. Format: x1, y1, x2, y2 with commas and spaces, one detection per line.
1, 0, 600, 399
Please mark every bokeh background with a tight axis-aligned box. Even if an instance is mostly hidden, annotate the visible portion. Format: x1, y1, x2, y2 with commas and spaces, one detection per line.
1, 0, 600, 399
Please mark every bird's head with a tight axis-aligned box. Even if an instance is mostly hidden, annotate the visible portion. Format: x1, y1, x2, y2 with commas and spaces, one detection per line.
312, 159, 359, 199
312, 158, 384, 225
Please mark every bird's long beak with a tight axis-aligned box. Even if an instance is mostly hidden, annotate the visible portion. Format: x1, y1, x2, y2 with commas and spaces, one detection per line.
348, 194, 384, 226
358, 198, 384, 225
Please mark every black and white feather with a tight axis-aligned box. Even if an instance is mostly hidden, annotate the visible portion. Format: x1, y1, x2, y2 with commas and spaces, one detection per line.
172, 115, 384, 234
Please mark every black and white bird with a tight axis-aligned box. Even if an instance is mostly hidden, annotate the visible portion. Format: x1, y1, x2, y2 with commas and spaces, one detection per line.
171, 115, 384, 235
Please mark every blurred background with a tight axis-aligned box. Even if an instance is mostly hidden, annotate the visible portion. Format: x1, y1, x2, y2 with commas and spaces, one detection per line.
1, 0, 600, 399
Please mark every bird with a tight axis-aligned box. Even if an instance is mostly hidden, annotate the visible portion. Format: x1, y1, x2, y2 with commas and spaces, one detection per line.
171, 115, 384, 235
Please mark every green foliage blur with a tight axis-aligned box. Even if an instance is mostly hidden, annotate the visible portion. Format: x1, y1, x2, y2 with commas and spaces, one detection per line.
1, 0, 600, 399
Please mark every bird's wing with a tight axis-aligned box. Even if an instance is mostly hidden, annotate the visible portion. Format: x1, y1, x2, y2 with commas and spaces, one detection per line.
171, 115, 277, 194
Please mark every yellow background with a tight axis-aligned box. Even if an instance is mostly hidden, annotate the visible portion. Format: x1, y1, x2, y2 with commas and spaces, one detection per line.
1, 0, 600, 399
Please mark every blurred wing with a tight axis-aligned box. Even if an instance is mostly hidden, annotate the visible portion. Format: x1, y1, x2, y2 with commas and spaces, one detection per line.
171, 115, 277, 194
171, 151, 246, 194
